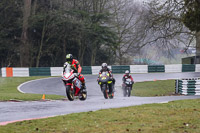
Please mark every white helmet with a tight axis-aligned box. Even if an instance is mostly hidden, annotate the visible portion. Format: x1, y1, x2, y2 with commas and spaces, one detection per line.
102, 63, 107, 68
125, 70, 130, 75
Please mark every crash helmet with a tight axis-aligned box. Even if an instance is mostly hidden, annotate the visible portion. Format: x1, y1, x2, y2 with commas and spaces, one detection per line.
125, 70, 130, 76
66, 54, 73, 64
102, 63, 108, 70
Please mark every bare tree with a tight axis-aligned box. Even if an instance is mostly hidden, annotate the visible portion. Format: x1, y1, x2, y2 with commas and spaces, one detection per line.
20, 0, 32, 67
182, 0, 200, 63
110, 0, 149, 65
143, 0, 195, 59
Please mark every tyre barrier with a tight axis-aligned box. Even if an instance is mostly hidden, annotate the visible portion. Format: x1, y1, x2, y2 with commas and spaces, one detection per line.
175, 78, 200, 95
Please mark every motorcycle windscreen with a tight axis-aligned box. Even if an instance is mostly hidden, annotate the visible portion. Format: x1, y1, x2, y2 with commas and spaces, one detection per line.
125, 78, 132, 86
126, 79, 131, 82
64, 64, 72, 73
99, 76, 110, 82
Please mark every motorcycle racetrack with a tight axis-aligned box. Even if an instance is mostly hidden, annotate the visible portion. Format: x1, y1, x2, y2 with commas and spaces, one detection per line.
1, 72, 200, 125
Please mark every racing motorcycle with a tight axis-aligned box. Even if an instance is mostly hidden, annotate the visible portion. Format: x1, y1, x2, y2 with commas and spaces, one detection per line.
122, 78, 133, 97
62, 63, 87, 101
98, 71, 114, 99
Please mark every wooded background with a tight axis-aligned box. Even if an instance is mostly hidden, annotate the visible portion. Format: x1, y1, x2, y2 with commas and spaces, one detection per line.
0, 0, 199, 67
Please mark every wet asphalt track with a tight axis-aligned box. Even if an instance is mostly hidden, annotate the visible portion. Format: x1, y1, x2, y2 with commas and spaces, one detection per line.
1, 72, 200, 125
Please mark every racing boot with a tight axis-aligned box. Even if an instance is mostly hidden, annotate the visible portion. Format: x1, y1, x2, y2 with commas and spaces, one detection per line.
81, 83, 87, 93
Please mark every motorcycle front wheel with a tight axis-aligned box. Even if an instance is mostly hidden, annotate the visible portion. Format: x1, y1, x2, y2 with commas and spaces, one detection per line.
109, 84, 114, 99
66, 85, 74, 101
102, 84, 108, 99
127, 87, 131, 97
123, 87, 127, 97
109, 92, 114, 99
79, 91, 87, 101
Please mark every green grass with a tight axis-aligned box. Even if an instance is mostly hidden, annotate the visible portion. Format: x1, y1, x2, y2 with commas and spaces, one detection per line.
0, 99, 200, 132
0, 77, 177, 101
0, 77, 65, 101
133, 80, 175, 97
0, 77, 200, 132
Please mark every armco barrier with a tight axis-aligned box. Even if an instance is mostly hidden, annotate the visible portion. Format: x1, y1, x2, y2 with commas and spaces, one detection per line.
50, 67, 63, 76
176, 78, 200, 95
29, 67, 51, 76
81, 66, 92, 74
195, 64, 200, 72
1, 68, 6, 77
130, 65, 148, 73
111, 65, 130, 74
92, 66, 101, 75
165, 64, 182, 73
0, 68, 1, 77
2, 64, 200, 77
13, 68, 29, 77
148, 65, 165, 73
1, 67, 13, 77
182, 64, 195, 72
6, 67, 13, 77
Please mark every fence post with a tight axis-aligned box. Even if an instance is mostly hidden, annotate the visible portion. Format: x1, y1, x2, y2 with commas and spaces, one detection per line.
175, 79, 179, 94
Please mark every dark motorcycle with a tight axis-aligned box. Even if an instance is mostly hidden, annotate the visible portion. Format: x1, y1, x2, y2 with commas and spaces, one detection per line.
122, 79, 133, 97
62, 63, 87, 101
98, 72, 114, 99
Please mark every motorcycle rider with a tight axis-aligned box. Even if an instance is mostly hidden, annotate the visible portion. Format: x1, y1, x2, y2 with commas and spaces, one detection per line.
97, 63, 115, 94
63, 54, 86, 92
122, 70, 134, 89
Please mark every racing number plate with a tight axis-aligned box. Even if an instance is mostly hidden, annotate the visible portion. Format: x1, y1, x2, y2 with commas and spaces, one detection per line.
74, 78, 81, 88
102, 77, 106, 80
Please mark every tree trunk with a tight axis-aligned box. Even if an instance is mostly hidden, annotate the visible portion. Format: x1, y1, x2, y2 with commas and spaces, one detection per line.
36, 19, 46, 67
91, 45, 97, 66
117, 46, 123, 65
78, 40, 86, 66
32, 0, 37, 15
196, 31, 200, 64
63, 39, 67, 63
20, 0, 32, 67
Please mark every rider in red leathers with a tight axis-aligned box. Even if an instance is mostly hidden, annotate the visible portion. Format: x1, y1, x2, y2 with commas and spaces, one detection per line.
122, 70, 134, 89
63, 54, 86, 92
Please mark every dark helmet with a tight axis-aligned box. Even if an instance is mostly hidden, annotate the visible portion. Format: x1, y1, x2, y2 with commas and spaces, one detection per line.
102, 63, 107, 70
66, 54, 73, 64
125, 70, 130, 76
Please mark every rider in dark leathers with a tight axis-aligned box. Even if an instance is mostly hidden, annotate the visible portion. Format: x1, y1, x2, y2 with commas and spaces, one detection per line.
97, 63, 115, 94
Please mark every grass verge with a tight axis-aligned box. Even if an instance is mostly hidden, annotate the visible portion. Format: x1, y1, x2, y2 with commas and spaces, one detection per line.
0, 77, 65, 101
0, 78, 177, 101
0, 99, 200, 132
133, 80, 175, 97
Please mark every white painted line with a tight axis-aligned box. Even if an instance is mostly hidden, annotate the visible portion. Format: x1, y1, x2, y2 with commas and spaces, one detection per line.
159, 101, 169, 104
0, 115, 56, 126
17, 77, 56, 93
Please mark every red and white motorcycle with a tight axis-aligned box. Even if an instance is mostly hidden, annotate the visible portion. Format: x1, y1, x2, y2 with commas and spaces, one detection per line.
62, 63, 87, 101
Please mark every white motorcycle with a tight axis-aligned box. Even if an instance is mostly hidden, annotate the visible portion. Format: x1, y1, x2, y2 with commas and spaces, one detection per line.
122, 79, 133, 97
62, 63, 87, 101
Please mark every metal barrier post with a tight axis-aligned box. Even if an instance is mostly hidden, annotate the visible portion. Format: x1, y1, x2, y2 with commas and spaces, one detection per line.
175, 79, 179, 94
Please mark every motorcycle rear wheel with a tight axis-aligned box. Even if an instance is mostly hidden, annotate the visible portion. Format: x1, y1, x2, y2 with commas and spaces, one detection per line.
66, 85, 74, 101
